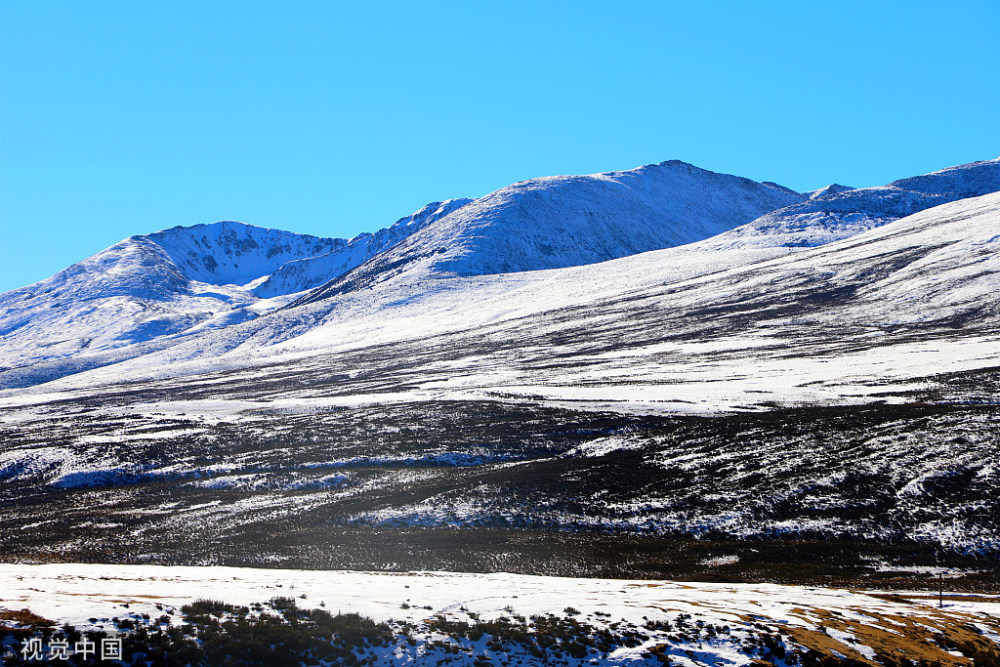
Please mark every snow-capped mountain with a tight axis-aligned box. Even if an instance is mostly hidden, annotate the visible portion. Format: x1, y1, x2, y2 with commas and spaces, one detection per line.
66, 188, 999, 410
0, 222, 342, 373
710, 157, 1000, 249
299, 160, 804, 301
0, 161, 805, 383
143, 221, 344, 288
1, 157, 997, 394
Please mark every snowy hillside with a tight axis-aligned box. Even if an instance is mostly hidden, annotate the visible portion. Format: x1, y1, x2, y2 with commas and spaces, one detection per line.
46, 190, 998, 410
2, 158, 998, 396
298, 160, 804, 301
0, 222, 343, 374
710, 157, 1000, 249
0, 162, 807, 385
8, 157, 993, 393
251, 198, 473, 298
145, 221, 344, 287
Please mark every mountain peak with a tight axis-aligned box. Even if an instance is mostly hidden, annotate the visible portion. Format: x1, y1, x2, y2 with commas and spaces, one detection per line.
646, 159, 696, 170
806, 184, 855, 199
295, 160, 805, 302
141, 222, 342, 286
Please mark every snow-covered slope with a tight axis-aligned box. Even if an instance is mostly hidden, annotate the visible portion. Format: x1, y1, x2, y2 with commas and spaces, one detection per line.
0, 222, 346, 373
304, 191, 999, 410
1, 161, 806, 385
0, 202, 480, 377
15, 189, 997, 412
251, 198, 472, 298
298, 160, 804, 301
3, 158, 997, 394
711, 157, 1000, 249
144, 221, 343, 287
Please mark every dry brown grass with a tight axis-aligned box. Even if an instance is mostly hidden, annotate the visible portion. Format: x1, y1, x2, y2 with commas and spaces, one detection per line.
0, 608, 54, 627
0, 607, 56, 640
769, 606, 1000, 667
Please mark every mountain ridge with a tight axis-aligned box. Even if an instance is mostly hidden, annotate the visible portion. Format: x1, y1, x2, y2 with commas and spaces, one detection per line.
2, 157, 998, 392
295, 159, 805, 304
710, 157, 1000, 249
251, 198, 474, 298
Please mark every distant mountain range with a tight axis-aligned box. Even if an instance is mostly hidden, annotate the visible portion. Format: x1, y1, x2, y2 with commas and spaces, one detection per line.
2, 157, 997, 391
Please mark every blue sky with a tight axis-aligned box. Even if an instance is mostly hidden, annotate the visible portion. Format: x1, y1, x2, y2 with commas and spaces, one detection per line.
1, 0, 998, 293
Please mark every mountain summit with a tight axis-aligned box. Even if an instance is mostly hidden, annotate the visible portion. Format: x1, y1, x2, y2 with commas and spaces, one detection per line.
297, 160, 804, 301
0, 222, 345, 374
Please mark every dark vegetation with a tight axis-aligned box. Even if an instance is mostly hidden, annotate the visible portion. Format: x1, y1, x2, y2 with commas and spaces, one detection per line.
1, 398, 997, 588
4, 596, 996, 666
1, 597, 392, 667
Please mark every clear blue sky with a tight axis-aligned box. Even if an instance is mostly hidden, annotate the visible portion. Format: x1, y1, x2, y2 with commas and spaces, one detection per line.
1, 0, 998, 292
